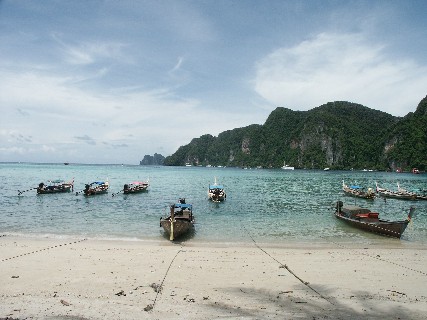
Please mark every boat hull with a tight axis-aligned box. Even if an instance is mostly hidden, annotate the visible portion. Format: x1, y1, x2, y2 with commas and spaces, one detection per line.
208, 192, 226, 202
123, 185, 148, 194
84, 189, 109, 196
37, 185, 73, 194
335, 212, 409, 238
343, 189, 375, 200
377, 191, 417, 200
160, 218, 194, 240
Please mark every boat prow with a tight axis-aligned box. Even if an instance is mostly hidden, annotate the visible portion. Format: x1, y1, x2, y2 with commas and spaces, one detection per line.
208, 177, 226, 202
160, 199, 195, 241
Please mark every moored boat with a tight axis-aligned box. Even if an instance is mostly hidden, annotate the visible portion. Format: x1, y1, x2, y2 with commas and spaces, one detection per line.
160, 198, 194, 241
82, 181, 109, 196
123, 181, 149, 194
281, 161, 294, 170
37, 179, 74, 194
376, 182, 417, 200
342, 181, 375, 199
208, 178, 226, 202
334, 201, 415, 238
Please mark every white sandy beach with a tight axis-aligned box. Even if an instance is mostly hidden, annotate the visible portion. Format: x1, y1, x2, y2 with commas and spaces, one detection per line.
1, 235, 427, 319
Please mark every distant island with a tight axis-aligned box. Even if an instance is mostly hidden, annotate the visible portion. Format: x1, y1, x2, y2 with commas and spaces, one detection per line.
139, 153, 165, 165
164, 96, 427, 172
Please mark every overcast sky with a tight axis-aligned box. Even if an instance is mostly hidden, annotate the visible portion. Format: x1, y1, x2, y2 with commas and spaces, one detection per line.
1, 1, 427, 164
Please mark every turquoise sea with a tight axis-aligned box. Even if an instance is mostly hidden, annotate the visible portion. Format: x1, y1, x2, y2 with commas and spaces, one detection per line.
1, 163, 426, 246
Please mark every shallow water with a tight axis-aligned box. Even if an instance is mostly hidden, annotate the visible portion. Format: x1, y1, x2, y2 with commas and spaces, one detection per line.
1, 163, 426, 245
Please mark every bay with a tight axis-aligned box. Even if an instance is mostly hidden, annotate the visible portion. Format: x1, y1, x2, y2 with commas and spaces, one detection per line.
0, 163, 426, 246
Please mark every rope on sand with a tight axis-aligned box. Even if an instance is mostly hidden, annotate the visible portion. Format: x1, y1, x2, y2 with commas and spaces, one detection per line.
243, 226, 334, 305
328, 239, 427, 277
0, 238, 88, 263
144, 247, 184, 312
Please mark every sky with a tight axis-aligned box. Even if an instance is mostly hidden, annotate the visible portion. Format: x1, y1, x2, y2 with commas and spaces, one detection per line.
1, 0, 427, 164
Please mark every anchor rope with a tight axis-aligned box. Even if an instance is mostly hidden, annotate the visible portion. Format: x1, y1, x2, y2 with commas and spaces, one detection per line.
327, 239, 427, 277
150, 246, 184, 310
243, 226, 334, 305
0, 238, 88, 263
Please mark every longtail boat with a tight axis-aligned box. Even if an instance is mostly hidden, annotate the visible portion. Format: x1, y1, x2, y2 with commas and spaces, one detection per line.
123, 181, 149, 194
342, 180, 375, 199
82, 181, 109, 196
397, 183, 427, 201
376, 182, 417, 200
208, 177, 226, 202
36, 179, 74, 194
334, 201, 415, 238
160, 198, 194, 241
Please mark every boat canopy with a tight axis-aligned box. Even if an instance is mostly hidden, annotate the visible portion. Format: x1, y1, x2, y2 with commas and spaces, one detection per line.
175, 203, 192, 210
349, 185, 362, 189
209, 185, 224, 189
341, 205, 371, 218
93, 181, 106, 185
131, 181, 148, 185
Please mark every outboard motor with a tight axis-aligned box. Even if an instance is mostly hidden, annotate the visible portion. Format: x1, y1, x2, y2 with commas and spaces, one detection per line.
123, 184, 129, 191
336, 201, 343, 213
179, 198, 186, 204
39, 182, 44, 189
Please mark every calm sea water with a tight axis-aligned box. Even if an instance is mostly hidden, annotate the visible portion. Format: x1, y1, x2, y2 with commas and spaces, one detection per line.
1, 163, 426, 246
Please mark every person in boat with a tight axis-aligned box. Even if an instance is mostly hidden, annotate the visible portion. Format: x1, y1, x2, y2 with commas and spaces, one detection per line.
175, 207, 184, 216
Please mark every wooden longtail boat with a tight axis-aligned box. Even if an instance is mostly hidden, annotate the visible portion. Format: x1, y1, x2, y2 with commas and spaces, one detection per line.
208, 177, 226, 202
376, 182, 417, 200
160, 199, 194, 241
342, 181, 375, 199
123, 181, 149, 194
83, 181, 109, 196
334, 201, 415, 238
36, 179, 74, 194
397, 183, 427, 201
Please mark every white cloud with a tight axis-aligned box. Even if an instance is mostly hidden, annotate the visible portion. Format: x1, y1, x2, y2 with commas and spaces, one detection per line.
51, 33, 130, 66
170, 57, 184, 73
0, 146, 26, 155
254, 32, 427, 116
41, 145, 55, 152
1, 65, 254, 163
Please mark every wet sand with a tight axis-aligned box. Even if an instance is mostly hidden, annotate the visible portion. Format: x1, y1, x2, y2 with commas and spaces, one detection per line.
1, 235, 426, 319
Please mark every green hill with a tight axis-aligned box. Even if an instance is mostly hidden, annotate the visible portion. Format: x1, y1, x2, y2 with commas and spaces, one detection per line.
164, 97, 427, 171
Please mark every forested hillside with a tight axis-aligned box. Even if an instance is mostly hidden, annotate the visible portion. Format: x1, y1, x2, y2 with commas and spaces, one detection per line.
164, 97, 427, 171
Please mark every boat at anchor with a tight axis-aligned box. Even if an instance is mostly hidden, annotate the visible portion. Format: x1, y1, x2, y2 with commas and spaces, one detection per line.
334, 201, 415, 238
160, 198, 194, 241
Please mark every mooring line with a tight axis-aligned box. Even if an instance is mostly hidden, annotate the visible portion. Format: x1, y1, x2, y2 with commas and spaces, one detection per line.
243, 226, 334, 305
0, 238, 88, 263
326, 238, 427, 277
146, 246, 184, 311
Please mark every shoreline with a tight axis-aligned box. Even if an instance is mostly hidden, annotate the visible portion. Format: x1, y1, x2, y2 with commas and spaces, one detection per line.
1, 231, 425, 249
1, 235, 427, 319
